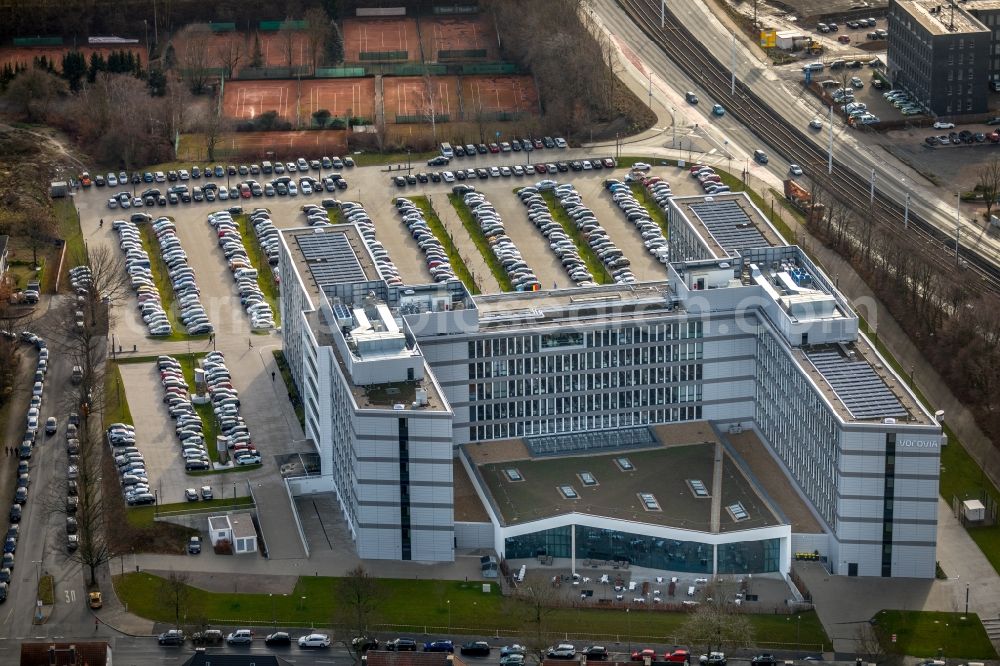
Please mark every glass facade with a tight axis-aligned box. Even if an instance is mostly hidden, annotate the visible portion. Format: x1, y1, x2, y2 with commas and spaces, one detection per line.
504, 525, 780, 575
466, 322, 705, 441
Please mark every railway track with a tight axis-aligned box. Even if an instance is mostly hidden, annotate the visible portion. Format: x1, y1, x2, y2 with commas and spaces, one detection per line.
616, 0, 1000, 294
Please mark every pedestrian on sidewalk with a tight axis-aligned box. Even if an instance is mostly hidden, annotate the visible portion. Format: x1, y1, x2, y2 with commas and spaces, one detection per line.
248, 338, 253, 349
272, 371, 276, 382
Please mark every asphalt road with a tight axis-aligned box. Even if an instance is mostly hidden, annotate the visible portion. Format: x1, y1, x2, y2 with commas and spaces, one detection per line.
592, 0, 1000, 274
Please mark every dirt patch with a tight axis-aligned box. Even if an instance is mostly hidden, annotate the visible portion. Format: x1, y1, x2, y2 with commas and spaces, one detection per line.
342, 17, 421, 63
420, 15, 499, 62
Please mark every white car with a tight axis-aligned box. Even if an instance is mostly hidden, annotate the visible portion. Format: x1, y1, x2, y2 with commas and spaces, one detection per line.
789, 164, 803, 176
933, 121, 955, 129
631, 162, 652, 172
809, 118, 822, 130
298, 633, 331, 648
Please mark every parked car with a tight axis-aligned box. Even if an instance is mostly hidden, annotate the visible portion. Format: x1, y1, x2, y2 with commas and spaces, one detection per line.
424, 640, 455, 653
461, 642, 492, 657
299, 633, 332, 648
158, 629, 185, 646
226, 629, 253, 645
264, 631, 292, 646
388, 638, 418, 651
700, 653, 727, 666
547, 645, 576, 659
583, 646, 609, 660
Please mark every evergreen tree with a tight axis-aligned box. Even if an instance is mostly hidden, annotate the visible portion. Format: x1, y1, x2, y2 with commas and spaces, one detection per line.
147, 67, 167, 96
87, 52, 106, 83
61, 51, 87, 91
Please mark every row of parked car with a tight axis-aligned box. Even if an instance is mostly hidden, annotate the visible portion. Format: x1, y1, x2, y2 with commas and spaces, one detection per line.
517, 186, 596, 287
150, 216, 215, 335
394, 197, 457, 284
686, 165, 733, 196
926, 129, 1000, 146
159, 627, 332, 648
342, 201, 405, 287
201, 352, 261, 467
155, 355, 212, 476
112, 219, 171, 336
400, 157, 618, 188
551, 182, 636, 285
461, 189, 541, 292
444, 136, 568, 160
604, 178, 669, 266
2, 331, 54, 592
86, 155, 356, 190
107, 422, 157, 504
207, 210, 275, 330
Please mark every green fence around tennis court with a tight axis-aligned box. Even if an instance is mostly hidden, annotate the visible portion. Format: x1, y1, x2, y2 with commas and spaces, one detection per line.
315, 67, 366, 78
209, 22, 236, 32
236, 65, 312, 79
438, 49, 487, 60
395, 114, 450, 124
359, 50, 408, 62
460, 62, 522, 75
259, 20, 309, 31
13, 36, 63, 46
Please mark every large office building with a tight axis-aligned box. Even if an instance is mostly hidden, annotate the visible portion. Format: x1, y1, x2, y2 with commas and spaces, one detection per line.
279, 189, 943, 578
887, 0, 991, 116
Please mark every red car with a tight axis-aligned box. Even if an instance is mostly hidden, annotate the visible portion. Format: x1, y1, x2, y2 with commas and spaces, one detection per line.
488, 142, 501, 153
665, 650, 691, 663
631, 649, 657, 661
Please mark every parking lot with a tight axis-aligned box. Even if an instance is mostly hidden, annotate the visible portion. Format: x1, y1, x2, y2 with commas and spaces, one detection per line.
71, 145, 712, 552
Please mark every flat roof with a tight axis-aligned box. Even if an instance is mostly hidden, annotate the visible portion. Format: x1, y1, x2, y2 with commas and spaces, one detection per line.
282, 225, 380, 303
453, 459, 491, 522
894, 0, 988, 36
967, 1, 1000, 11
230, 513, 257, 539
794, 337, 931, 424
471, 426, 783, 533
474, 282, 679, 329
673, 193, 786, 258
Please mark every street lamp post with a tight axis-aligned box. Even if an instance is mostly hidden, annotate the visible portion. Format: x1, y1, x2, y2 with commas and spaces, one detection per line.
670, 107, 677, 148
447, 599, 451, 633
271, 593, 276, 627
626, 607, 631, 654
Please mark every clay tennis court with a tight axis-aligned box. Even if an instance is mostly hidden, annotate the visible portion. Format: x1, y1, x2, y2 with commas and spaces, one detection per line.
223, 78, 376, 122
461, 75, 539, 116
0, 45, 147, 72
183, 131, 349, 161
419, 15, 498, 62
383, 76, 460, 123
342, 18, 420, 63
169, 29, 312, 73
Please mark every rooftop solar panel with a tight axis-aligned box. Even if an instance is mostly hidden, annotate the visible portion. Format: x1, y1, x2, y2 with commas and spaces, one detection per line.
689, 200, 772, 254
295, 232, 367, 287
806, 349, 907, 420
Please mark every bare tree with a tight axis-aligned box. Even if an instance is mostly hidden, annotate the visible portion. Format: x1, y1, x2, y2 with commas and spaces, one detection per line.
15, 203, 57, 269
37, 297, 117, 587
506, 582, 561, 664
198, 103, 230, 161
334, 565, 383, 652
978, 157, 1000, 222
676, 580, 755, 659
175, 24, 214, 94
279, 22, 298, 69
160, 570, 192, 629
856, 622, 898, 666
3, 67, 68, 121
216, 35, 245, 80
303, 8, 331, 73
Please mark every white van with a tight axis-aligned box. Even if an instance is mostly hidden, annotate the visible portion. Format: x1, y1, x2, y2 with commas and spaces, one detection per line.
439, 142, 454, 158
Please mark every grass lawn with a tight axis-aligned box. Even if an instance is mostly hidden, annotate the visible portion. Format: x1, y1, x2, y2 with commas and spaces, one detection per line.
114, 572, 828, 648
104, 364, 133, 428
408, 195, 480, 295
53, 197, 85, 292
874, 610, 997, 659
628, 184, 669, 236
136, 220, 186, 341
172, 353, 219, 463
7, 262, 41, 291
38, 575, 55, 605
539, 190, 612, 284
234, 215, 281, 327
127, 496, 253, 528
273, 350, 304, 430
448, 193, 514, 291
351, 151, 437, 168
